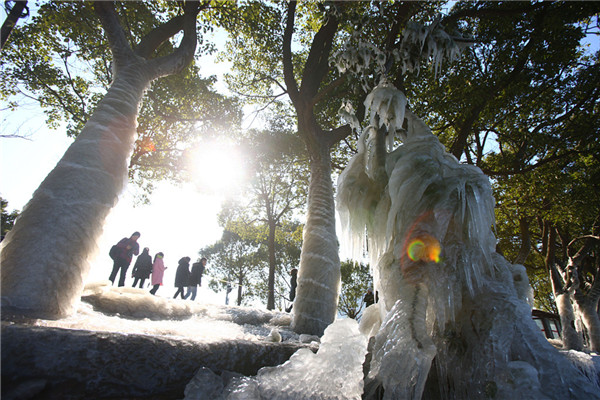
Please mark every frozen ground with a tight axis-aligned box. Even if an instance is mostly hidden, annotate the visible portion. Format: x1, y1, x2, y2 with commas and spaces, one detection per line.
4, 281, 600, 400
31, 280, 303, 344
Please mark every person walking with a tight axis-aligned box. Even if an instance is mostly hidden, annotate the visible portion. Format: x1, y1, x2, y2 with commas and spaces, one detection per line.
108, 231, 140, 287
185, 257, 207, 301
364, 287, 375, 307
149, 252, 166, 295
131, 247, 153, 288
173, 256, 191, 299
285, 268, 298, 313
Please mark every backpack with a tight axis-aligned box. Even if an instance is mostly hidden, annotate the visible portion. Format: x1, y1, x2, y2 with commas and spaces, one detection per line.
109, 244, 119, 261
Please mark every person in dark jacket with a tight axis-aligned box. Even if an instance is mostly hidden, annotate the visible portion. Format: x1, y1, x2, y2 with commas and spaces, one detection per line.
185, 257, 207, 301
108, 231, 140, 287
173, 256, 191, 299
364, 287, 375, 307
131, 247, 153, 288
285, 268, 298, 313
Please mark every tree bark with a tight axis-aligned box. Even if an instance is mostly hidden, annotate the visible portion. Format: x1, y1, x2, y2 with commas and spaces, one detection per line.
514, 217, 531, 265
237, 273, 243, 306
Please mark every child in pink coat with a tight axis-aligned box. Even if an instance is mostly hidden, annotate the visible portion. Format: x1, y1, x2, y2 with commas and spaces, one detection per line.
149, 252, 166, 295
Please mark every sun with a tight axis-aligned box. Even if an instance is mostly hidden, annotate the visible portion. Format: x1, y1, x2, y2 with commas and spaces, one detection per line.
187, 140, 247, 195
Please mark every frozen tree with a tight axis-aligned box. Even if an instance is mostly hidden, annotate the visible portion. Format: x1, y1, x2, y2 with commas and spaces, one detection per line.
336, 12, 599, 399
220, 2, 442, 335
338, 101, 599, 399
0, 1, 202, 319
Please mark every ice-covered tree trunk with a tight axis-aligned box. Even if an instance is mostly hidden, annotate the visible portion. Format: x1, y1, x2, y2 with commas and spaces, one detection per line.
555, 292, 584, 351
0, 71, 148, 318
282, 1, 349, 336
579, 301, 600, 352
0, 1, 199, 319
292, 149, 340, 335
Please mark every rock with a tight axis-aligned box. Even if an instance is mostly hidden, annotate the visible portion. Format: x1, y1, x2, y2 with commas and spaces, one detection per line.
1, 322, 311, 399
184, 367, 224, 400
299, 334, 320, 344
2, 378, 47, 400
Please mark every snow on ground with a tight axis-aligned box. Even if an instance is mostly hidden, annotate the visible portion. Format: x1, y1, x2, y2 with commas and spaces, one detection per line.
32, 281, 299, 343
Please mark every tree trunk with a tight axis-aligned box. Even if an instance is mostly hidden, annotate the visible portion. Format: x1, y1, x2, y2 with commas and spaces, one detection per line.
292, 149, 340, 336
0, 68, 150, 318
578, 300, 600, 352
555, 292, 583, 350
514, 217, 531, 265
237, 274, 243, 306
267, 220, 276, 310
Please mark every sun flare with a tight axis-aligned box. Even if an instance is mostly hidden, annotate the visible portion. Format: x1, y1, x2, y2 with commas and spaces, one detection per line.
188, 141, 247, 195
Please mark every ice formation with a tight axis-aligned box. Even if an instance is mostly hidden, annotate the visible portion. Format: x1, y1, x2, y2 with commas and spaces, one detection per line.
31, 282, 295, 344
221, 318, 368, 400
336, 85, 600, 399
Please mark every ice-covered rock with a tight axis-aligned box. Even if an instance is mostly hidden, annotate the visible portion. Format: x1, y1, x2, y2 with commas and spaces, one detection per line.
223, 318, 368, 399
2, 293, 313, 400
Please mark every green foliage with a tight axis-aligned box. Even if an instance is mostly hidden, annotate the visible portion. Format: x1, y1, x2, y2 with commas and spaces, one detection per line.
1, 197, 20, 239
338, 260, 372, 320
201, 227, 263, 307
203, 198, 303, 309
0, 1, 242, 194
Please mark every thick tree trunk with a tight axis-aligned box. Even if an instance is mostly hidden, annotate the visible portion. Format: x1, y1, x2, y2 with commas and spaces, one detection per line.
0, 67, 150, 318
0, 1, 199, 320
292, 150, 340, 336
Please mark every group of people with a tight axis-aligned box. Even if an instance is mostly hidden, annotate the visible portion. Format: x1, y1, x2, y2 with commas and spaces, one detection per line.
173, 256, 207, 300
108, 231, 205, 299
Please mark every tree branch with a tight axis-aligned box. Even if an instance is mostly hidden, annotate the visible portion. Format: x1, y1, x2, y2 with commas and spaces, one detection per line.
148, 1, 201, 79
134, 15, 186, 58
1, 0, 28, 50
282, 1, 299, 105
311, 75, 346, 107
326, 124, 352, 148
94, 2, 135, 71
299, 3, 340, 100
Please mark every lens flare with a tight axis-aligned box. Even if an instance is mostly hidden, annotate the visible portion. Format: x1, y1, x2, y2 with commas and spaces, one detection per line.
407, 235, 441, 263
